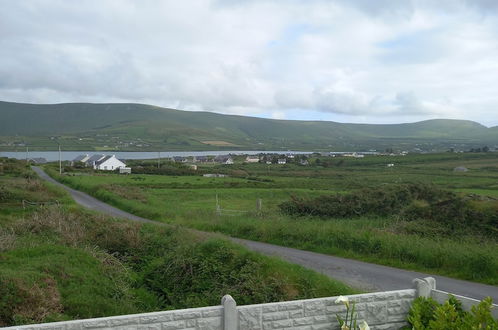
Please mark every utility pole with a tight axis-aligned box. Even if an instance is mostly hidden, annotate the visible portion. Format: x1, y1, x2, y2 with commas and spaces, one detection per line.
26, 146, 29, 164
59, 144, 62, 174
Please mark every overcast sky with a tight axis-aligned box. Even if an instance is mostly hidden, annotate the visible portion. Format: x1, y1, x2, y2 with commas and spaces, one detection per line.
1, 0, 497, 126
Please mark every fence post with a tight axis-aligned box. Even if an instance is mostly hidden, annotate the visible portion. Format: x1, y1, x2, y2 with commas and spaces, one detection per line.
256, 198, 262, 213
221, 294, 237, 330
216, 194, 221, 216
412, 277, 436, 298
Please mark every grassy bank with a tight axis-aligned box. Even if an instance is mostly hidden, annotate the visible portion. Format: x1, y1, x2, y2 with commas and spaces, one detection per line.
0, 158, 355, 326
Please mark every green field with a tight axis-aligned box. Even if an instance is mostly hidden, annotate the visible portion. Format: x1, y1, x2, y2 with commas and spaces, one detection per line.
0, 159, 354, 326
46, 152, 498, 285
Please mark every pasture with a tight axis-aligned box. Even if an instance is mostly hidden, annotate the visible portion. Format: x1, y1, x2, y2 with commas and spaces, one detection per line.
48, 152, 498, 285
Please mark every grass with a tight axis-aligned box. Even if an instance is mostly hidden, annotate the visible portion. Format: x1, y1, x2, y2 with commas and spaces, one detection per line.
0, 158, 355, 326
43, 152, 498, 285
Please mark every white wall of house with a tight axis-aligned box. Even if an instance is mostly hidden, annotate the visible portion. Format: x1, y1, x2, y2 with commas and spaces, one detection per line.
95, 156, 127, 171
245, 157, 260, 163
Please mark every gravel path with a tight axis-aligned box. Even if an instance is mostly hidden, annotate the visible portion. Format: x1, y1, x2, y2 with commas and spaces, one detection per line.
33, 166, 498, 302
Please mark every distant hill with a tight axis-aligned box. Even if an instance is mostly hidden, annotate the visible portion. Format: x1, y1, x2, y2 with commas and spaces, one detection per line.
0, 101, 496, 151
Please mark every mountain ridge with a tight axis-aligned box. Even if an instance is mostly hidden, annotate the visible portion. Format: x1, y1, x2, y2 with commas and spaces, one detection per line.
0, 101, 496, 151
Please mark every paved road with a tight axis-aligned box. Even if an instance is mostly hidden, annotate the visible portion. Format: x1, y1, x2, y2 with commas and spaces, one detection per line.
33, 166, 498, 302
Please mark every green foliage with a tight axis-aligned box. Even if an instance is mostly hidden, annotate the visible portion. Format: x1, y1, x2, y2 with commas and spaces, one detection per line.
0, 245, 137, 326
139, 238, 352, 309
407, 296, 498, 329
47, 153, 498, 285
279, 184, 497, 236
0, 159, 354, 326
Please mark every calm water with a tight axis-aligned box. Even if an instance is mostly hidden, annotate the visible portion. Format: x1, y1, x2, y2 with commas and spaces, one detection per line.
0, 150, 312, 162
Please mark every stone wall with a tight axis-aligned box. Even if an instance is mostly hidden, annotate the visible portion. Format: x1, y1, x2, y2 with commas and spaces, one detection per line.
237, 289, 415, 330
2, 290, 415, 330
3, 306, 224, 330
4, 277, 493, 330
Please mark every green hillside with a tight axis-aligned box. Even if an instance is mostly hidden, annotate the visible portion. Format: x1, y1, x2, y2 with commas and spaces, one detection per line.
0, 101, 496, 151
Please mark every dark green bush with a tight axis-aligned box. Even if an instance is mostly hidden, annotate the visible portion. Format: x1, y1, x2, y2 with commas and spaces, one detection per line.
279, 184, 497, 235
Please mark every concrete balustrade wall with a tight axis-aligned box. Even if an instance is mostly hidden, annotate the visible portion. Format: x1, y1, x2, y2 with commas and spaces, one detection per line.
236, 289, 415, 330
3, 278, 495, 330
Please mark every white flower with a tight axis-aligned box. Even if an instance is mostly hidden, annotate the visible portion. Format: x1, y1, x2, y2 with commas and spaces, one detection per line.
335, 295, 350, 308
359, 321, 370, 330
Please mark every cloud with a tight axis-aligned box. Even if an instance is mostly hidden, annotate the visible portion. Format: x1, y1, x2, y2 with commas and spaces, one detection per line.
0, 0, 497, 125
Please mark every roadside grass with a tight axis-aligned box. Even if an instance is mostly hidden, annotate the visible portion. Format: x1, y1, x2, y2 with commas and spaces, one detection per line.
0, 159, 355, 326
173, 213, 498, 284
42, 153, 498, 285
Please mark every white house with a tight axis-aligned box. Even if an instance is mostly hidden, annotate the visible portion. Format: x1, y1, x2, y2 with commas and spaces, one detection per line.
85, 154, 106, 167
277, 158, 286, 164
94, 155, 127, 171
214, 155, 234, 165
71, 154, 90, 166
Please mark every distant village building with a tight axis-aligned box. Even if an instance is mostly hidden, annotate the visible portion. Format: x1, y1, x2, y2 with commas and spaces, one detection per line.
172, 156, 188, 163
214, 155, 234, 165
189, 164, 198, 170
387, 163, 395, 167
93, 155, 127, 171
245, 156, 260, 163
277, 158, 286, 164
299, 159, 309, 166
453, 166, 469, 172
203, 173, 227, 178
71, 154, 90, 166
193, 156, 209, 163
86, 154, 107, 167
344, 152, 364, 158
119, 167, 132, 174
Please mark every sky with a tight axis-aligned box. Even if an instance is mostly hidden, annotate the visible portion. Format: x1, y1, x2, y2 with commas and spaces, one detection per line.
1, 0, 497, 126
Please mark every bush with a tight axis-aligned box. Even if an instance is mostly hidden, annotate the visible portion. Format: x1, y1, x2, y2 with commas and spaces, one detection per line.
406, 296, 497, 329
279, 184, 497, 236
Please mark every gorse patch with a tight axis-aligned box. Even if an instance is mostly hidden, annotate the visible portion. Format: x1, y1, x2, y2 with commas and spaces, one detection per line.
279, 184, 497, 236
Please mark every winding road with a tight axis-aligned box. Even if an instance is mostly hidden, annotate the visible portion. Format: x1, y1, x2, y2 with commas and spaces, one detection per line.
32, 166, 498, 302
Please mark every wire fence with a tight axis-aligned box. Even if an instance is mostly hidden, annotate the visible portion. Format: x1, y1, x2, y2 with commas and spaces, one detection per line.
22, 199, 60, 209
215, 194, 262, 217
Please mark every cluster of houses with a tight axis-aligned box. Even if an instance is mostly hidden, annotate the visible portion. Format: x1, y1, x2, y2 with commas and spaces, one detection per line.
171, 154, 309, 165
71, 154, 131, 173
172, 155, 234, 164
69, 153, 310, 173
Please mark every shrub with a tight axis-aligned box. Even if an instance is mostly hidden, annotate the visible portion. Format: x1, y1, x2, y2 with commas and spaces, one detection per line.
279, 184, 497, 236
406, 296, 497, 329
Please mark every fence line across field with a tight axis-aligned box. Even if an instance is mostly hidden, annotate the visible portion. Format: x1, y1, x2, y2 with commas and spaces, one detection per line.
22, 199, 60, 209
215, 194, 262, 216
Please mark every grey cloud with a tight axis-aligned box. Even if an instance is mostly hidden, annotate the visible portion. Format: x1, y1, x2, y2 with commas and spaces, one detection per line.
0, 0, 497, 125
